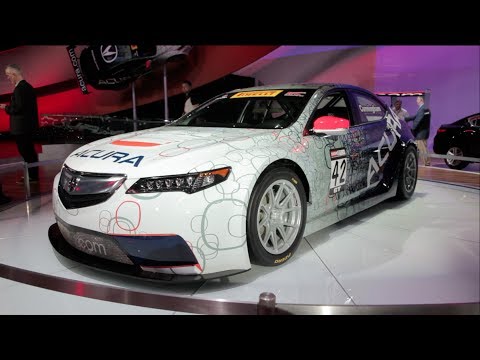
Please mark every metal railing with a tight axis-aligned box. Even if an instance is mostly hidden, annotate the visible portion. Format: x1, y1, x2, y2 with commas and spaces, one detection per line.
41, 113, 172, 126
0, 158, 65, 199
0, 263, 478, 315
424, 153, 480, 163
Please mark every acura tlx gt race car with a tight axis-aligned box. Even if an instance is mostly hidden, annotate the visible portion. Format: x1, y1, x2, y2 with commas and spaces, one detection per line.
49, 83, 418, 281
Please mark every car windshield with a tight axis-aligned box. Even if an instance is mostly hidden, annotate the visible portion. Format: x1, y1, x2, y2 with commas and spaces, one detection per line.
170, 89, 315, 129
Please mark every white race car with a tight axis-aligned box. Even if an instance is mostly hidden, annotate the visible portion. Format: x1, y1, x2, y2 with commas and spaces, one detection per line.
49, 84, 418, 281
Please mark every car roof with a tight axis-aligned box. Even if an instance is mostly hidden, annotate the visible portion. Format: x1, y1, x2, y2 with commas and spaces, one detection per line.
228, 83, 371, 93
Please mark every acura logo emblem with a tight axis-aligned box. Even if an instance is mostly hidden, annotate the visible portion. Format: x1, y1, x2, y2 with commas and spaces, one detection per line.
100, 45, 118, 63
66, 176, 80, 193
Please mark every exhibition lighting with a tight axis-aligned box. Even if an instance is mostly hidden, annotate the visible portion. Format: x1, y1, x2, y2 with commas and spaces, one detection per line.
126, 167, 231, 194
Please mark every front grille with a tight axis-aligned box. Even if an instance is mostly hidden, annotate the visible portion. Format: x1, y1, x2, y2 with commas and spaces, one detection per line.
58, 165, 126, 209
58, 186, 113, 209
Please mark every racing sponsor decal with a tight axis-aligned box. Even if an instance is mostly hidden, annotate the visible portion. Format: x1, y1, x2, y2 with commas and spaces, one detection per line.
70, 149, 144, 167
76, 238, 107, 256
66, 45, 89, 95
100, 45, 118, 63
231, 90, 283, 98
359, 104, 382, 113
367, 112, 402, 188
284, 91, 307, 97
329, 148, 348, 195
274, 252, 292, 264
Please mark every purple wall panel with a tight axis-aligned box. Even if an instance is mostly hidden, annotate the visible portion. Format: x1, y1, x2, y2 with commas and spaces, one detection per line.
374, 46, 480, 149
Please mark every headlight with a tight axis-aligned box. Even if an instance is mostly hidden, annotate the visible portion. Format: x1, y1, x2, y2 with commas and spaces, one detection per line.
126, 167, 231, 194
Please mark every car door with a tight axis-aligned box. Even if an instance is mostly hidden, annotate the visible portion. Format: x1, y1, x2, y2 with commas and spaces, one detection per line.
305, 90, 360, 211
347, 90, 401, 197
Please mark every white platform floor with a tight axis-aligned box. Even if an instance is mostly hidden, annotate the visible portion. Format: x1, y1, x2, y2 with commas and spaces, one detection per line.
0, 180, 478, 314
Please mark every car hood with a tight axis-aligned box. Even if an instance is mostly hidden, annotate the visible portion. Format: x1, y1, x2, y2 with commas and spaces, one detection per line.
63, 126, 280, 177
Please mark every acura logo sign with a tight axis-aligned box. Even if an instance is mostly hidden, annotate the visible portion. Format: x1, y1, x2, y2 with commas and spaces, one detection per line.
65, 176, 80, 193
100, 45, 118, 63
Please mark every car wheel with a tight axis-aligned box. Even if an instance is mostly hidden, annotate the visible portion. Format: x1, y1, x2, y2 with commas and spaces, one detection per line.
445, 146, 469, 170
396, 146, 418, 200
246, 168, 307, 266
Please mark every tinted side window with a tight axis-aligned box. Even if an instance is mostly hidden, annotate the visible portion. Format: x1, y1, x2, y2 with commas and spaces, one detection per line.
352, 92, 386, 123
311, 92, 352, 123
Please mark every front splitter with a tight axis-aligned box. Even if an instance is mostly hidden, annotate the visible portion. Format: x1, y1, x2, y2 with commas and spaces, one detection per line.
48, 223, 248, 283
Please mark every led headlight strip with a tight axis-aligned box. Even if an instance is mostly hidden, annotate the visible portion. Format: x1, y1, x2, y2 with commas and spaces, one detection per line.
126, 167, 231, 194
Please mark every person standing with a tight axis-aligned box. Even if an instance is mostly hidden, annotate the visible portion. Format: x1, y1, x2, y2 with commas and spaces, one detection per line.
0, 64, 39, 182
405, 95, 431, 166
181, 80, 200, 115
392, 99, 409, 121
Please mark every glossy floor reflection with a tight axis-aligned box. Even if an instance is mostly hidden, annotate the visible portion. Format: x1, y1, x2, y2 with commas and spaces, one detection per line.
0, 180, 478, 314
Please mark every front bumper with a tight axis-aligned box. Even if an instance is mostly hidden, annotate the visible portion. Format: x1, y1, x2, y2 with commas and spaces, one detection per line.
52, 171, 252, 277
49, 222, 248, 282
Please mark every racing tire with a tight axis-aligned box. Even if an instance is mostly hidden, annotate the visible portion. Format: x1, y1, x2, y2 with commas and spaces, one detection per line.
246, 168, 307, 266
444, 146, 469, 170
396, 145, 418, 200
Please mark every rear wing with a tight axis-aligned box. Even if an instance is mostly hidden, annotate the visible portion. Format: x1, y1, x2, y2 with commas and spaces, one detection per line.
376, 90, 431, 108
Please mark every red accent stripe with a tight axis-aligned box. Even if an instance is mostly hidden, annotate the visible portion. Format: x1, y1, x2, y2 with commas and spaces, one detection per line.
111, 140, 161, 147
141, 264, 198, 269
109, 233, 178, 237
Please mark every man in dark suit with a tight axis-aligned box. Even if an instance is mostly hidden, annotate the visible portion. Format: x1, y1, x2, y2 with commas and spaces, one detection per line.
405, 95, 431, 166
0, 64, 39, 182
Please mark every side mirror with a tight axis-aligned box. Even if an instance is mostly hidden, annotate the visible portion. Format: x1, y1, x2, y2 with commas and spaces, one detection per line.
312, 115, 350, 136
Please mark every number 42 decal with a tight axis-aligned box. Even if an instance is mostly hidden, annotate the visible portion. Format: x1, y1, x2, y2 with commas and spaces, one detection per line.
329, 148, 348, 195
